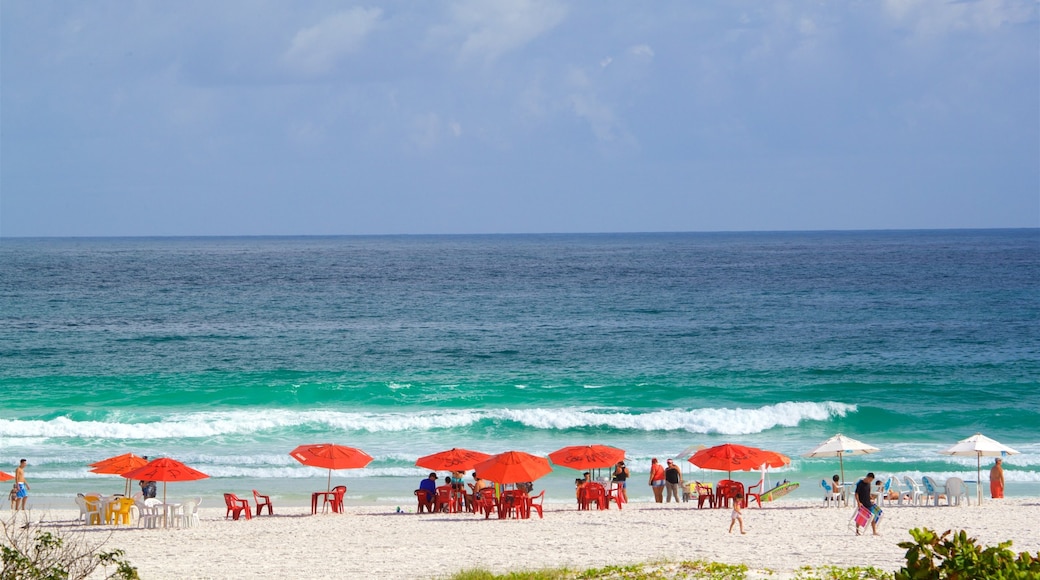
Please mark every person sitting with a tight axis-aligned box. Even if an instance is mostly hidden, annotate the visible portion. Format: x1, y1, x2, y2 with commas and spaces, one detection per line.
139, 480, 157, 499
832, 474, 844, 503
436, 477, 456, 512
417, 472, 437, 511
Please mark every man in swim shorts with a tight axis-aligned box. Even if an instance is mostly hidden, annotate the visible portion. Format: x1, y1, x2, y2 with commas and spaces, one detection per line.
14, 459, 29, 511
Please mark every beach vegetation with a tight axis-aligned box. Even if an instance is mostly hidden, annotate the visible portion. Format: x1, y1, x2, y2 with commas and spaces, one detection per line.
895, 527, 1040, 580
0, 515, 138, 580
794, 565, 889, 579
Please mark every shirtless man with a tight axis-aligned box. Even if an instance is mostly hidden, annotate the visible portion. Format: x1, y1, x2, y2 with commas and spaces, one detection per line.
14, 459, 29, 511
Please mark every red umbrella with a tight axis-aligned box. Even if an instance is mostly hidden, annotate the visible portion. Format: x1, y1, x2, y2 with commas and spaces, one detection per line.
415, 448, 491, 472
688, 443, 790, 478
549, 445, 625, 470
290, 443, 373, 492
90, 453, 149, 496
121, 458, 209, 526
473, 451, 552, 485
0, 471, 13, 482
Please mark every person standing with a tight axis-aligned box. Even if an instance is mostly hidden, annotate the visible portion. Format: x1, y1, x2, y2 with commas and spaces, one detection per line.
990, 458, 1005, 499
664, 459, 683, 503
854, 472, 878, 536
648, 457, 666, 503
728, 491, 746, 534
13, 459, 29, 511
612, 461, 629, 502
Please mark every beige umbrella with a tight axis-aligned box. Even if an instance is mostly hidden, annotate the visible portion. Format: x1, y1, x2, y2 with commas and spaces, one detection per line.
802, 433, 879, 486
940, 433, 1020, 505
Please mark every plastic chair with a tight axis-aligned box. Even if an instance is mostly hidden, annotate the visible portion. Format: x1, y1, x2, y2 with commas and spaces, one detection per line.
902, 476, 925, 506
414, 489, 434, 513
110, 497, 136, 526
475, 488, 497, 519
606, 482, 625, 510
75, 495, 102, 525
694, 482, 715, 509
744, 476, 763, 508
434, 486, 452, 513
526, 490, 545, 519
821, 480, 844, 507
224, 493, 252, 520
323, 485, 346, 513
922, 476, 947, 506
944, 477, 970, 507
135, 498, 161, 529
179, 498, 200, 528
253, 489, 273, 516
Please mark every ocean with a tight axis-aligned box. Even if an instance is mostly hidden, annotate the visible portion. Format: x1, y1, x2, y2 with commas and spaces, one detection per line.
1, 230, 1037, 507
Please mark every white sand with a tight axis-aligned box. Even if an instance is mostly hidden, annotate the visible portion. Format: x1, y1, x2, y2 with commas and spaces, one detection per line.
18, 498, 1040, 579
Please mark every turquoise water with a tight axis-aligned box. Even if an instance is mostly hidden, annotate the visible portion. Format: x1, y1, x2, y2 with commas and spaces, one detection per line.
1, 230, 1037, 506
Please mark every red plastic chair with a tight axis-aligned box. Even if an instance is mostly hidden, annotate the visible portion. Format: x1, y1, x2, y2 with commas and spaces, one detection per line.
607, 482, 625, 509
526, 490, 545, 519
695, 482, 715, 509
414, 489, 434, 513
224, 493, 252, 520
475, 488, 497, 519
323, 485, 346, 513
584, 483, 607, 510
434, 486, 453, 513
253, 489, 273, 516
744, 479, 763, 508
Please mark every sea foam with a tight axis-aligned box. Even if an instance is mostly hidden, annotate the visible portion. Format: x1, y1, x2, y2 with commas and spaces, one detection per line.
0, 401, 855, 438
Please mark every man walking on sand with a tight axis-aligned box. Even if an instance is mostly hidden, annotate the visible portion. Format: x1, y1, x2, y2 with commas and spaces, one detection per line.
854, 472, 878, 536
990, 458, 1005, 499
14, 459, 29, 511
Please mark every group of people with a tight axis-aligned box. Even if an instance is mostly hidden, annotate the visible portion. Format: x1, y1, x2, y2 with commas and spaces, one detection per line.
417, 470, 500, 512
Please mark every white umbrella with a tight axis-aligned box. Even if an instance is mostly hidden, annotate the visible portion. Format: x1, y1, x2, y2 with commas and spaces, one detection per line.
940, 433, 1019, 505
802, 433, 880, 486
674, 444, 706, 482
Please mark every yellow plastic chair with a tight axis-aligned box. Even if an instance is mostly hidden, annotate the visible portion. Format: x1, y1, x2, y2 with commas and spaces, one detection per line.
111, 497, 136, 525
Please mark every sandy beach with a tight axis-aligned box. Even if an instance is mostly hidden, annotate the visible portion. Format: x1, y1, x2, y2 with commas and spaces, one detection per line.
14, 497, 1039, 579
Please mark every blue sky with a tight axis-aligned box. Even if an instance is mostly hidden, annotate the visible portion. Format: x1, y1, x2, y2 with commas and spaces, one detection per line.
2, 1, 1037, 236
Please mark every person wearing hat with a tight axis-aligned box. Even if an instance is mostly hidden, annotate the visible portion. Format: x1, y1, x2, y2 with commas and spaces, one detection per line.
664, 459, 683, 503
990, 458, 1005, 499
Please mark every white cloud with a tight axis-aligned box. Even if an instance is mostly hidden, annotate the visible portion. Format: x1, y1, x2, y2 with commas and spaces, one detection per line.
629, 44, 654, 58
444, 0, 568, 63
882, 0, 1036, 35
281, 8, 382, 75
600, 57, 613, 69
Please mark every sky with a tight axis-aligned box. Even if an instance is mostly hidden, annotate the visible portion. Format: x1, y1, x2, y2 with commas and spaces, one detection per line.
2, 0, 1037, 237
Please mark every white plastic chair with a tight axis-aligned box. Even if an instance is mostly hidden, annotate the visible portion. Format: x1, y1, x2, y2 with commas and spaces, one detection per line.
74, 495, 102, 525
179, 498, 200, 528
922, 476, 946, 506
820, 480, 844, 507
944, 477, 970, 507
876, 476, 894, 507
902, 476, 925, 506
136, 498, 162, 529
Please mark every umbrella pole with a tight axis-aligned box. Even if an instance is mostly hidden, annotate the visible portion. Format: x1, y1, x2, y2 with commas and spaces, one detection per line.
327, 469, 332, 493
162, 482, 168, 529
839, 452, 845, 486
977, 453, 982, 505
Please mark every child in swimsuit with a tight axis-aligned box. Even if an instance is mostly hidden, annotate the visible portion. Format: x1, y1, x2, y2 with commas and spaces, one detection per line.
728, 492, 746, 534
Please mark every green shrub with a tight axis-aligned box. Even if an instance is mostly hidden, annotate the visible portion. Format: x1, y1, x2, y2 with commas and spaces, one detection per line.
895, 527, 1040, 580
1, 515, 138, 580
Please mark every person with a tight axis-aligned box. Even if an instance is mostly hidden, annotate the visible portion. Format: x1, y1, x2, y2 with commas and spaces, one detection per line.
436, 476, 454, 512
832, 474, 843, 500
139, 479, 157, 499
14, 459, 29, 511
728, 491, 746, 534
648, 457, 666, 503
612, 461, 629, 502
664, 459, 683, 503
418, 472, 437, 505
990, 458, 1005, 499
471, 472, 488, 493
854, 472, 879, 536
8, 484, 18, 510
